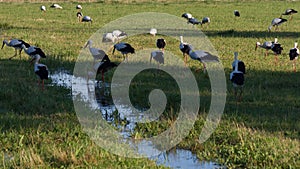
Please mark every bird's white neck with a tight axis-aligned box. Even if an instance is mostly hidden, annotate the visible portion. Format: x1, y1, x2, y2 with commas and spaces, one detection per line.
295, 42, 298, 48
180, 36, 183, 43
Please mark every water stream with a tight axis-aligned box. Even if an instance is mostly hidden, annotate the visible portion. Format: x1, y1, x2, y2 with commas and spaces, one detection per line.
50, 70, 225, 169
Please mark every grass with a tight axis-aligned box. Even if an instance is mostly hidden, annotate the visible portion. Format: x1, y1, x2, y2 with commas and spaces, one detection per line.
0, 1, 300, 168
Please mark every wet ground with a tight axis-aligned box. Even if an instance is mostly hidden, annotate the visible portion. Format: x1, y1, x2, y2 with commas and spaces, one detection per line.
50, 70, 225, 169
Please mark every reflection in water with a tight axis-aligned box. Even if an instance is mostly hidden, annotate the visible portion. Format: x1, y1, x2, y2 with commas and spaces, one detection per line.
50, 71, 224, 169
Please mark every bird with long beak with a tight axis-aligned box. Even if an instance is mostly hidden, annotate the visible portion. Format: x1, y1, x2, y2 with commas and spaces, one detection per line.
230, 52, 245, 102
289, 42, 299, 72
31, 55, 49, 90
179, 36, 193, 67
2, 39, 30, 60
84, 40, 108, 64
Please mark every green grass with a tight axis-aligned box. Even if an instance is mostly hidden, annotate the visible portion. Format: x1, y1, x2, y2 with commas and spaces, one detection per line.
0, 1, 300, 168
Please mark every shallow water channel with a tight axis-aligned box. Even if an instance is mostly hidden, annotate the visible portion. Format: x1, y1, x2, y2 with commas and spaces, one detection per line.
50, 70, 225, 169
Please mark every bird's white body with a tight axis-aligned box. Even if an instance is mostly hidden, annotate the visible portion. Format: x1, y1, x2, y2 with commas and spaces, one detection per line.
268, 18, 287, 31
76, 5, 82, 10
182, 13, 193, 19
40, 5, 46, 12
150, 28, 157, 36
102, 30, 127, 43
50, 4, 62, 9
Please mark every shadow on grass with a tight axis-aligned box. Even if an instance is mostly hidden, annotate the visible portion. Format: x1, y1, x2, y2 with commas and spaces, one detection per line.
0, 57, 299, 139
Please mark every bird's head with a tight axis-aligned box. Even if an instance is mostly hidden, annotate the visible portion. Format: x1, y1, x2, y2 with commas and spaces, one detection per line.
255, 42, 260, 50
274, 38, 278, 43
1, 40, 6, 49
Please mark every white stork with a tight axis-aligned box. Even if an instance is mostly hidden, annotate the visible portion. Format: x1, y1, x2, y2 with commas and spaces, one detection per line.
187, 17, 201, 25
182, 13, 193, 20
31, 55, 49, 90
289, 42, 299, 72
179, 36, 219, 72
150, 50, 164, 67
255, 41, 273, 57
282, 9, 297, 20
156, 38, 166, 51
112, 42, 135, 62
40, 5, 46, 12
21, 44, 46, 62
179, 36, 193, 67
234, 10, 240, 17
84, 40, 108, 64
270, 38, 283, 64
230, 52, 245, 102
2, 39, 31, 60
102, 30, 127, 43
201, 17, 210, 26
77, 12, 92, 23
76, 5, 82, 10
50, 4, 62, 9
268, 18, 287, 32
150, 28, 157, 36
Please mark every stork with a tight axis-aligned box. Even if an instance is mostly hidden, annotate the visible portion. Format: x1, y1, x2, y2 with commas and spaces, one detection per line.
282, 9, 297, 20
268, 18, 287, 32
289, 42, 299, 72
230, 52, 245, 102
76, 5, 82, 10
2, 39, 30, 60
102, 30, 127, 43
150, 50, 164, 68
84, 40, 108, 64
179, 36, 193, 67
201, 17, 210, 26
77, 12, 92, 24
21, 44, 46, 62
95, 55, 117, 82
270, 38, 283, 65
179, 36, 219, 72
150, 28, 157, 36
50, 4, 62, 9
234, 10, 240, 17
187, 17, 201, 25
31, 55, 49, 90
255, 41, 273, 57
40, 5, 46, 12
112, 42, 135, 62
156, 38, 166, 51
181, 13, 193, 20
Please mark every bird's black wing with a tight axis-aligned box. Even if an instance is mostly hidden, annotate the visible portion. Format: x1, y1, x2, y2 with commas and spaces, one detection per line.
32, 48, 46, 58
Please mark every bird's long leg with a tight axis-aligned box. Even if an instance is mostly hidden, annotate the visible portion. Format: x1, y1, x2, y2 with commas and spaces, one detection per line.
9, 49, 18, 60
265, 50, 268, 58
293, 59, 296, 72
290, 15, 293, 21
202, 62, 207, 73
19, 49, 22, 60
275, 55, 278, 66
238, 87, 243, 102
183, 53, 187, 67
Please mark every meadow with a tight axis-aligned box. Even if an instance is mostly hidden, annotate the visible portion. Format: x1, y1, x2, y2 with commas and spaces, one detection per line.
0, 0, 300, 168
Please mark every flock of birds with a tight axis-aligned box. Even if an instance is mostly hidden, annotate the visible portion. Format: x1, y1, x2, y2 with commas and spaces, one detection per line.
1, 4, 299, 102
